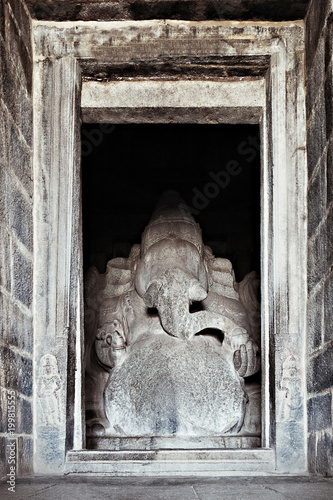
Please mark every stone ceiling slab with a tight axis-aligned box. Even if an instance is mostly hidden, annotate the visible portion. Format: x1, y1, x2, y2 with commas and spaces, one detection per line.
26, 0, 310, 22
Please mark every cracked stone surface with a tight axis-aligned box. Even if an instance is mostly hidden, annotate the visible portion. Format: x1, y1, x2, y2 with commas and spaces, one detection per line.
1, 476, 333, 500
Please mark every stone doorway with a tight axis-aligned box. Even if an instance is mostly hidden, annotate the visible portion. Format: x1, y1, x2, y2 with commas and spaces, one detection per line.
32, 20, 307, 475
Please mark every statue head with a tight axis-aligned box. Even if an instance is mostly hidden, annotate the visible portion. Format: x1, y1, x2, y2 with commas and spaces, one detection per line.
134, 191, 209, 339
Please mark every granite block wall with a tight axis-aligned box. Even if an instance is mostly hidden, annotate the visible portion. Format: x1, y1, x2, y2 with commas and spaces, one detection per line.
0, 0, 33, 479
306, 0, 333, 477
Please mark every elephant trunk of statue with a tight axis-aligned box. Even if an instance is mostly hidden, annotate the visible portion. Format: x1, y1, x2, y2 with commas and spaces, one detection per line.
136, 266, 247, 341
144, 268, 207, 339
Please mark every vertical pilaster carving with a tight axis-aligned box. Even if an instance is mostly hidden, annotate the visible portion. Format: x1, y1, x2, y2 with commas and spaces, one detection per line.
33, 56, 82, 473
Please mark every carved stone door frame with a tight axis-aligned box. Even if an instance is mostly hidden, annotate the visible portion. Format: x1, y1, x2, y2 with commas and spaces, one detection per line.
32, 20, 307, 474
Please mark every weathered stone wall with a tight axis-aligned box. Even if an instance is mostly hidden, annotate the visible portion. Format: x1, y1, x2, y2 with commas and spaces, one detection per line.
0, 0, 33, 478
305, 0, 333, 477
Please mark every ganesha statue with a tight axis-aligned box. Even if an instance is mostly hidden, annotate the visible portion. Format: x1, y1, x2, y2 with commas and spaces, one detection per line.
85, 191, 260, 438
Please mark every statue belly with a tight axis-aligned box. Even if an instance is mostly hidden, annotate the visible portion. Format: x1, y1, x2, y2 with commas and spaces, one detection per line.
104, 334, 245, 437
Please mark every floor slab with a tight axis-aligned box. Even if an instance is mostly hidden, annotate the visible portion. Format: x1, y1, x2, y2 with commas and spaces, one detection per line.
1, 475, 333, 500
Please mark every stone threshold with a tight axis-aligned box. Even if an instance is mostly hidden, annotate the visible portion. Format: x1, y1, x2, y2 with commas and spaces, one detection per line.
66, 448, 275, 475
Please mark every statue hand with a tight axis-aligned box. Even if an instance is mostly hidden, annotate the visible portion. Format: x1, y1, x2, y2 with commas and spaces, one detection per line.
233, 339, 260, 377
95, 320, 126, 370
